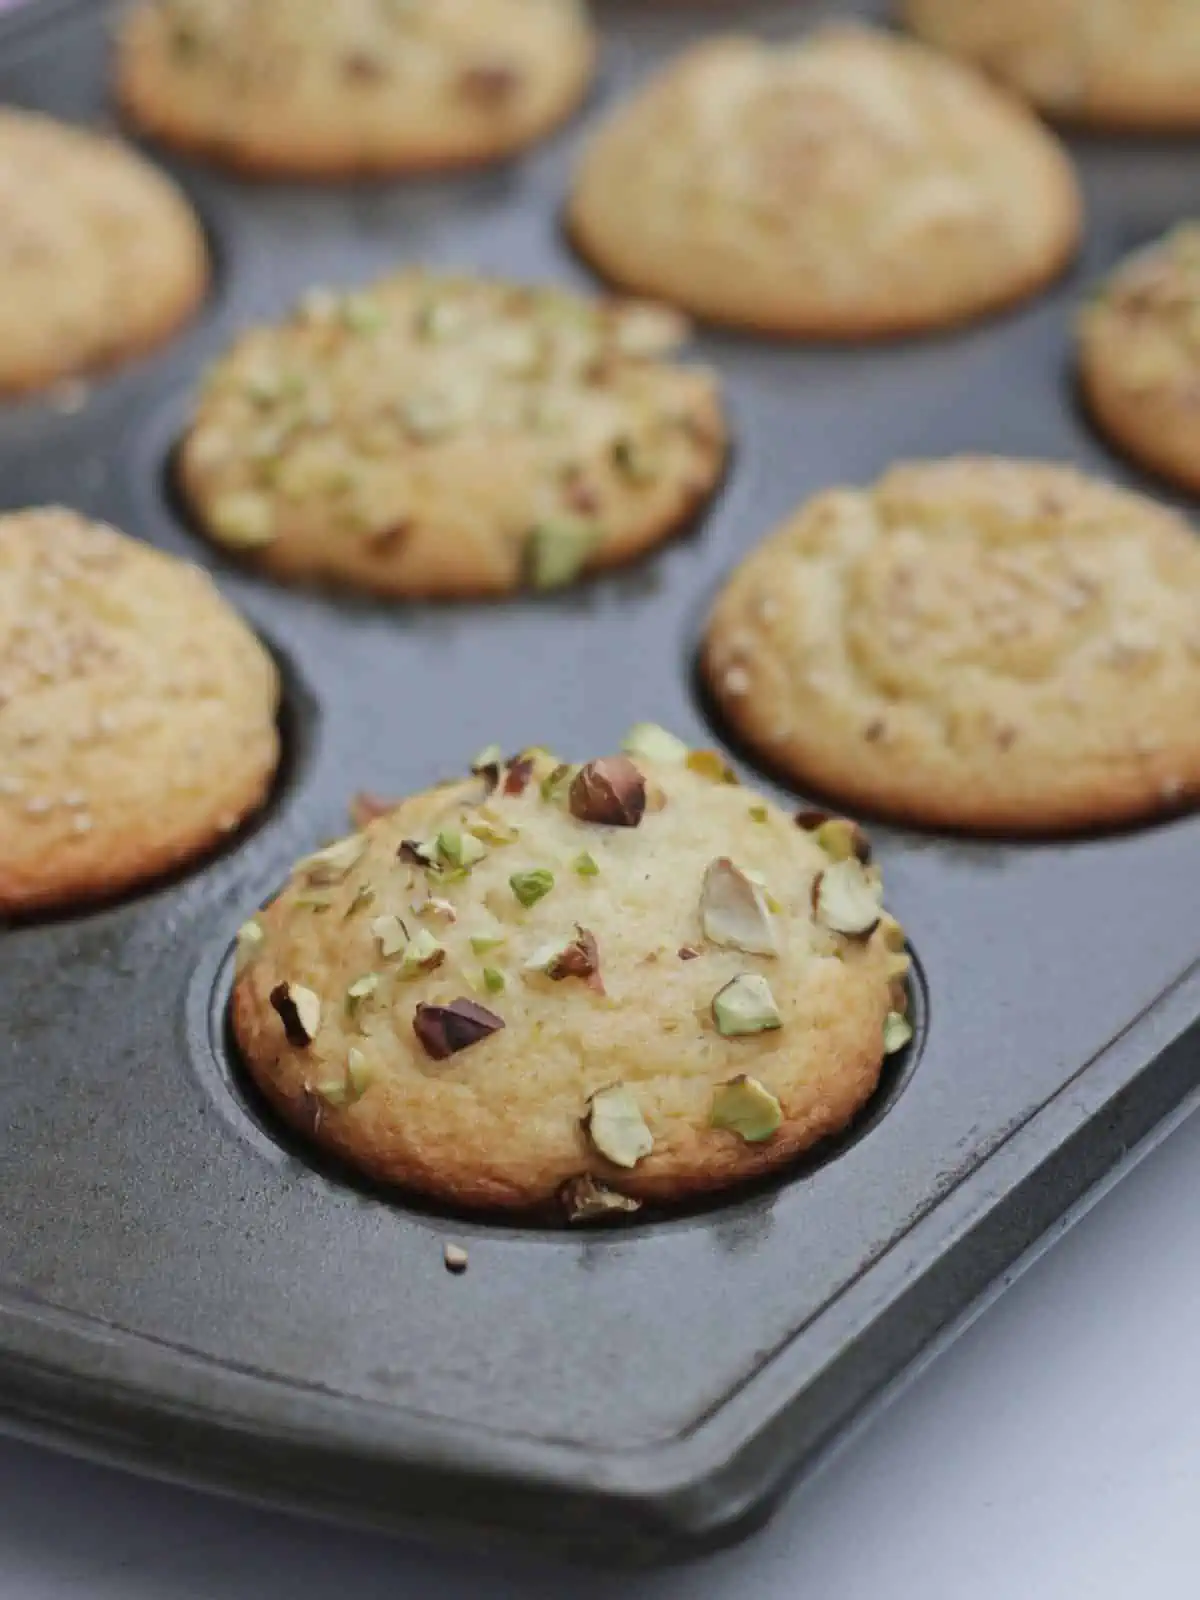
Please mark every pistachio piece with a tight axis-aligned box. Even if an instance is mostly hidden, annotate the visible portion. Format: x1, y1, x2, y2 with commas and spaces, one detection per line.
883, 1012, 914, 1055
234, 919, 265, 973
346, 1047, 375, 1099
700, 858, 778, 957
437, 828, 486, 869
686, 749, 738, 784
443, 1242, 470, 1274
573, 851, 600, 878
209, 490, 276, 549
678, 945, 701, 961
585, 1085, 653, 1169
813, 818, 871, 864
525, 519, 600, 590
300, 832, 367, 885
620, 722, 689, 764
611, 435, 657, 485
466, 808, 519, 847
371, 913, 409, 958
398, 927, 446, 978
293, 892, 333, 912
510, 868, 554, 908
813, 859, 883, 938
749, 804, 769, 823
712, 974, 782, 1037
525, 926, 603, 991
345, 883, 376, 918
794, 807, 832, 831
569, 756, 646, 827
710, 1076, 783, 1142
345, 973, 379, 1018
270, 982, 321, 1047
561, 1174, 641, 1224
539, 762, 574, 803
471, 742, 503, 775
398, 837, 438, 868
483, 966, 506, 995
413, 998, 505, 1060
469, 933, 506, 955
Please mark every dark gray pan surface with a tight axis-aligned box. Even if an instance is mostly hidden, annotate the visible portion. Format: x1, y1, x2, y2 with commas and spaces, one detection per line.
1, 0, 1198, 1565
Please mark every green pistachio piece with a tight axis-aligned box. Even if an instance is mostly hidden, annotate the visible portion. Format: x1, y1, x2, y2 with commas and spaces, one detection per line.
573, 851, 600, 878
469, 933, 506, 954
585, 1085, 654, 1169
611, 435, 658, 485
346, 1047, 375, 1099
398, 926, 446, 978
749, 805, 769, 823
483, 967, 506, 995
620, 722, 689, 764
437, 828, 487, 869
345, 883, 376, 918
883, 1012, 914, 1055
471, 743, 503, 773
712, 973, 783, 1037
345, 973, 380, 1018
813, 859, 883, 938
300, 832, 367, 885
686, 749, 738, 784
525, 519, 601, 591
561, 1174, 641, 1224
235, 919, 265, 973
710, 1075, 783, 1142
510, 868, 554, 908
700, 858, 778, 957
467, 809, 520, 847
370, 913, 409, 958
814, 818, 870, 864
293, 892, 333, 912
539, 762, 575, 803
209, 490, 276, 549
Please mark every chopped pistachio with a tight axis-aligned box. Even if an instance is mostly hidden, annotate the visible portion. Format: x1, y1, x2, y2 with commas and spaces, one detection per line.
345, 973, 380, 1018
437, 828, 487, 869
419, 895, 458, 922
621, 722, 689, 765
686, 749, 738, 784
469, 933, 506, 954
883, 1012, 913, 1055
315, 1075, 351, 1108
346, 1046, 375, 1099
700, 858, 778, 957
270, 982, 322, 1047
398, 927, 446, 978
209, 490, 276, 549
712, 973, 782, 1038
371, 913, 409, 958
234, 919, 265, 973
813, 859, 883, 938
539, 762, 574, 803
813, 818, 871, 864
398, 837, 438, 868
523, 928, 602, 990
466, 809, 519, 847
443, 1242, 470, 1274
345, 883, 376, 918
483, 966, 507, 995
300, 832, 367, 885
710, 1076, 783, 1142
749, 804, 769, 823
573, 851, 600, 878
294, 891, 333, 912
525, 519, 600, 590
585, 1085, 654, 1169
561, 1174, 641, 1224
471, 742, 503, 773
510, 868, 554, 908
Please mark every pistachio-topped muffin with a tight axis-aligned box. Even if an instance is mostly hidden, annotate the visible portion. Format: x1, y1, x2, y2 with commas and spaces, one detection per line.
704, 458, 1200, 834
178, 271, 727, 597
568, 25, 1081, 338
904, 0, 1200, 132
231, 733, 911, 1218
0, 109, 207, 395
0, 508, 280, 914
1079, 226, 1200, 496
116, 0, 595, 177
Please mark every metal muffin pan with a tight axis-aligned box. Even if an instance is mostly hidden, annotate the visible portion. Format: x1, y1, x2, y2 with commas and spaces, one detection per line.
2, 0, 1199, 1565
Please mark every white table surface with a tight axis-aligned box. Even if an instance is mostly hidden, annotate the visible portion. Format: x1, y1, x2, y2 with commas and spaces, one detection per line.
3, 1103, 1199, 1599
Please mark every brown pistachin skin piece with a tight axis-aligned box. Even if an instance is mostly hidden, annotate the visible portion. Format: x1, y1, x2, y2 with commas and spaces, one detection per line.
569, 755, 646, 826
545, 926, 604, 992
504, 756, 536, 796
413, 998, 505, 1060
270, 982, 317, 1047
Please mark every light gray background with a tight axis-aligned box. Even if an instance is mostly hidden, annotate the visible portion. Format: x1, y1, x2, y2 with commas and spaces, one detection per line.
4, 1104, 1199, 1598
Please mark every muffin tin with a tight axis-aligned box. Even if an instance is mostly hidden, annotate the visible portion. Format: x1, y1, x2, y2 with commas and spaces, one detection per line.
1, 0, 1199, 1566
